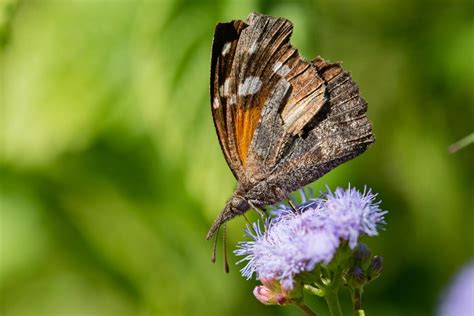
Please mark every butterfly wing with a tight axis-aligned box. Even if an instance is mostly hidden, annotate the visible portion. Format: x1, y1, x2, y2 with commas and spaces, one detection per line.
210, 20, 247, 181
251, 57, 375, 200
211, 13, 328, 184
207, 12, 374, 240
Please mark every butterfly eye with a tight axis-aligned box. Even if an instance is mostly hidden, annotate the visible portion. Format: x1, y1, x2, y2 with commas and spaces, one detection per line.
230, 195, 248, 212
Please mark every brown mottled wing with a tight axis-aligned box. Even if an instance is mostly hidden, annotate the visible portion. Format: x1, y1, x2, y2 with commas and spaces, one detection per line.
244, 13, 329, 182
261, 57, 375, 196
210, 20, 246, 181
207, 13, 375, 240
212, 12, 328, 185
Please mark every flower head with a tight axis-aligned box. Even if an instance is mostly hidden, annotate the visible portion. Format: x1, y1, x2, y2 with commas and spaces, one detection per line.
235, 185, 386, 290
320, 186, 387, 248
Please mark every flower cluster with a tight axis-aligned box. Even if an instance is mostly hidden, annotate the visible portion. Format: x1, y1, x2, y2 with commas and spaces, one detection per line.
235, 185, 387, 291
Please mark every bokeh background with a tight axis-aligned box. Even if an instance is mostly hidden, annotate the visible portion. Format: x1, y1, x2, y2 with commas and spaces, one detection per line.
1, 0, 473, 315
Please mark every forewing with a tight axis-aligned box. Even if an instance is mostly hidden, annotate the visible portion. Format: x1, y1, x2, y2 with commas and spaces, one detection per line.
211, 13, 373, 191
212, 12, 320, 183
210, 20, 246, 180
207, 13, 374, 240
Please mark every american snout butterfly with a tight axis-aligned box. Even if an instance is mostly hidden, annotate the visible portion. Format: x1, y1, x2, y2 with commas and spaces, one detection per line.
207, 12, 374, 266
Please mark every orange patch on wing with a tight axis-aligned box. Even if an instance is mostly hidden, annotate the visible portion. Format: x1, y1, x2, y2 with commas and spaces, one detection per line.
234, 105, 262, 166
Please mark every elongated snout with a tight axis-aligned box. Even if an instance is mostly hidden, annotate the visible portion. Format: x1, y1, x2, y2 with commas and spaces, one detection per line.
206, 195, 249, 240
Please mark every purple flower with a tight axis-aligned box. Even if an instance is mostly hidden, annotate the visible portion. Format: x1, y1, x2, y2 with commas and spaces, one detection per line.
438, 260, 474, 316
320, 186, 387, 248
235, 209, 340, 290
235, 185, 386, 290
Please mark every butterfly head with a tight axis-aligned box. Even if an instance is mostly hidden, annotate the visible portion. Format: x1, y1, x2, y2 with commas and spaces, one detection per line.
207, 193, 250, 240
228, 193, 249, 213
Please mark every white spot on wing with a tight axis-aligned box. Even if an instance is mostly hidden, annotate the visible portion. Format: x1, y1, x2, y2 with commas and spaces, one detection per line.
273, 62, 291, 77
212, 97, 219, 109
248, 42, 257, 54
281, 79, 290, 88
223, 78, 232, 97
222, 42, 231, 56
228, 95, 237, 105
238, 76, 262, 96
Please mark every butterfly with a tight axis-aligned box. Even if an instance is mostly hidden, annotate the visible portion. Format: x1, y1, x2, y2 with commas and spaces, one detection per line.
207, 12, 374, 261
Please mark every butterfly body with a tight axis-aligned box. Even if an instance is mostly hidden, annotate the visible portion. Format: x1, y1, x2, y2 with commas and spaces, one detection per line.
207, 13, 374, 240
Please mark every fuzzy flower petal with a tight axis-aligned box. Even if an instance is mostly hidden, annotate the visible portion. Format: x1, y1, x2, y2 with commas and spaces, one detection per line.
235, 185, 386, 289
320, 186, 387, 248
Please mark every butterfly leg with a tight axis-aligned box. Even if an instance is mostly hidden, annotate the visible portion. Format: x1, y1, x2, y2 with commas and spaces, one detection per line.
248, 200, 267, 219
276, 187, 300, 213
288, 199, 300, 214
242, 213, 261, 237
246, 202, 269, 237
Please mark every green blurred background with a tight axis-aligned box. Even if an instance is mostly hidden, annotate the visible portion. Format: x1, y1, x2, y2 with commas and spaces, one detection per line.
0, 0, 472, 315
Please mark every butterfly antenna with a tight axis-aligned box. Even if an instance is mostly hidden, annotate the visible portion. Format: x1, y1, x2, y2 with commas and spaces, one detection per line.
223, 223, 230, 273
211, 226, 220, 263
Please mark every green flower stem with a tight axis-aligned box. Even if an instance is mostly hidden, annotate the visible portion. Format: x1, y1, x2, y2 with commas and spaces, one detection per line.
354, 310, 365, 316
324, 269, 343, 316
295, 301, 318, 316
304, 268, 346, 316
324, 289, 343, 316
351, 287, 363, 311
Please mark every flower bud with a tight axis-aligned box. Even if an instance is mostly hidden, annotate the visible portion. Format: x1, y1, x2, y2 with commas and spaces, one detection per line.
367, 256, 383, 281
253, 285, 286, 305
352, 243, 371, 268
253, 279, 302, 306
345, 266, 367, 288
